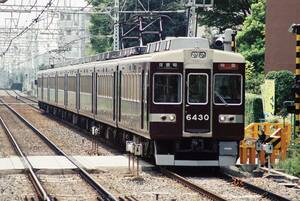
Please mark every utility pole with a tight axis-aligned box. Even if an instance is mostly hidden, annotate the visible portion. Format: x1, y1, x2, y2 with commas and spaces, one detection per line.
186, 0, 197, 37
113, 0, 120, 51
185, 0, 214, 37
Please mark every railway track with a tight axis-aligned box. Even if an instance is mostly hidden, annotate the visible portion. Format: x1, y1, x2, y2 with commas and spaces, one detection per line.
9, 90, 38, 103
0, 116, 50, 201
1, 92, 206, 201
5, 90, 39, 110
0, 98, 118, 201
220, 172, 291, 201
160, 168, 227, 201
161, 168, 292, 201
2, 90, 297, 201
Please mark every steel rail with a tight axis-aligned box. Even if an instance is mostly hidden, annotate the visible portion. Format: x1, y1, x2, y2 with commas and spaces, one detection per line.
11, 91, 39, 110
0, 116, 51, 201
119, 195, 139, 201
0, 98, 117, 201
160, 168, 227, 201
13, 90, 38, 103
3, 90, 39, 111
221, 173, 291, 201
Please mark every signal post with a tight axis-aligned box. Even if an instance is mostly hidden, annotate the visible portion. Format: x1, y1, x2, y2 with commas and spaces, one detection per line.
289, 24, 300, 140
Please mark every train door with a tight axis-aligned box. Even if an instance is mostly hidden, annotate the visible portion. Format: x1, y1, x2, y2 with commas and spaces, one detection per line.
117, 67, 122, 125
113, 69, 117, 122
184, 69, 211, 136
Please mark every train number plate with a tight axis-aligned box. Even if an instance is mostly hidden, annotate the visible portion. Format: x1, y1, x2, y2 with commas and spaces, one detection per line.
186, 114, 209, 121
191, 51, 206, 59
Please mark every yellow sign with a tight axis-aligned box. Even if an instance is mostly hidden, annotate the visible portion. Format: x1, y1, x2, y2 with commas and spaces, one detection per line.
261, 79, 275, 115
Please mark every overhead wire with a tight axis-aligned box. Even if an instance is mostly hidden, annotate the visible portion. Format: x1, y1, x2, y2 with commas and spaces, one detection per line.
0, 0, 55, 57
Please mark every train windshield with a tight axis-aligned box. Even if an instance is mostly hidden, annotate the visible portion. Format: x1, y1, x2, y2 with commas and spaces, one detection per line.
188, 74, 208, 104
153, 74, 182, 104
214, 74, 242, 105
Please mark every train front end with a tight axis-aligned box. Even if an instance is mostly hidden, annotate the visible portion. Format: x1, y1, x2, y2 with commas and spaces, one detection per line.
150, 48, 245, 166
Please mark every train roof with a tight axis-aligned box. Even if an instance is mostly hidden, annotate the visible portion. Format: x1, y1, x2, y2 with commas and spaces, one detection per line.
38, 37, 245, 75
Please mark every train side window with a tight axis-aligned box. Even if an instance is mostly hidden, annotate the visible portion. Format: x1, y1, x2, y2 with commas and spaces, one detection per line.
188, 74, 208, 104
214, 74, 242, 105
109, 75, 112, 97
105, 75, 107, 97
137, 74, 141, 101
153, 73, 182, 104
58, 77, 64, 90
122, 74, 126, 98
132, 74, 135, 100
68, 76, 76, 91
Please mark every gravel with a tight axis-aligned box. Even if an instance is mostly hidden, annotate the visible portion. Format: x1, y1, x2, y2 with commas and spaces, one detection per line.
0, 125, 16, 157
39, 173, 99, 201
93, 169, 210, 201
245, 177, 300, 201
0, 174, 37, 201
0, 106, 55, 156
1, 96, 117, 156
189, 177, 270, 201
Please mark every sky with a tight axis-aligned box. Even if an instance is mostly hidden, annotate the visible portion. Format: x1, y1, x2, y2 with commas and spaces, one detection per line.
0, 0, 89, 27
0, 0, 91, 68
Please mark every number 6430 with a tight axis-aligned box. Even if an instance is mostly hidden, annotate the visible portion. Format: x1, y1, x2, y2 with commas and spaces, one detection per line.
186, 114, 209, 121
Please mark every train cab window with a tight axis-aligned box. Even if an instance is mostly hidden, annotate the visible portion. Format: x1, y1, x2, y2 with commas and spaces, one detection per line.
188, 74, 208, 104
153, 74, 182, 104
214, 74, 242, 105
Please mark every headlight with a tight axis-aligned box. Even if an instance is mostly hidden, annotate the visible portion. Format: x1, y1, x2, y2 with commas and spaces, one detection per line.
218, 114, 243, 123
169, 114, 176, 121
219, 115, 226, 122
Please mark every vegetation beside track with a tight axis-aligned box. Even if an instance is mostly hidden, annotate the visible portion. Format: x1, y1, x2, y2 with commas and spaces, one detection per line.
278, 143, 300, 177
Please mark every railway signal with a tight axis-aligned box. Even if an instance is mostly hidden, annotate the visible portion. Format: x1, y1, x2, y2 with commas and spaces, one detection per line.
91, 126, 100, 155
289, 23, 300, 140
126, 141, 143, 177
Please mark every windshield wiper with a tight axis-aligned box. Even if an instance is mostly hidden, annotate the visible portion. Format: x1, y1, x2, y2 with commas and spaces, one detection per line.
214, 91, 228, 106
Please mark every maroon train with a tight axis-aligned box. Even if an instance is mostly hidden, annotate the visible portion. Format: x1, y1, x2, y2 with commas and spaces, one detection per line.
38, 38, 245, 166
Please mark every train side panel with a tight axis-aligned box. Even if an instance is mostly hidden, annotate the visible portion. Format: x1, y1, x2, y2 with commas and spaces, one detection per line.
57, 70, 65, 108
66, 70, 77, 112
118, 62, 147, 135
95, 65, 115, 126
78, 67, 93, 117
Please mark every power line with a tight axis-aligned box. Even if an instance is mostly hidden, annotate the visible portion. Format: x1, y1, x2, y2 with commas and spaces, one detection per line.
15, 34, 112, 66
0, 0, 55, 57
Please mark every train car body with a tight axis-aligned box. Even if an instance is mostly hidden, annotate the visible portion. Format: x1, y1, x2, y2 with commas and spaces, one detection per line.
37, 37, 245, 166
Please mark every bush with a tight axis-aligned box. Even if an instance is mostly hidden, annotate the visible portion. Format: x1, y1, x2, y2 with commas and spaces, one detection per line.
277, 144, 300, 177
265, 71, 294, 114
245, 73, 264, 94
245, 93, 264, 125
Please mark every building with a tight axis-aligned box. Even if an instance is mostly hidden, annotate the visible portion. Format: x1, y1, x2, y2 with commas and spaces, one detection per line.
265, 0, 300, 73
57, 12, 90, 61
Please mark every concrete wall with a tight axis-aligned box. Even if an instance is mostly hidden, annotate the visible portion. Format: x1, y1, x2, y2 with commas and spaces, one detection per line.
265, 0, 300, 73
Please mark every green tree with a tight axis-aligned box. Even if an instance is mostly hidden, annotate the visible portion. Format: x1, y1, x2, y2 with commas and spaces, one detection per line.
89, 1, 114, 53
236, 0, 265, 74
198, 0, 257, 31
